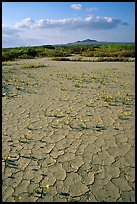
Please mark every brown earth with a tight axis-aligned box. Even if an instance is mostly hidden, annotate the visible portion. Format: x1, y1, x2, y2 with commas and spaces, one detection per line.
2, 58, 135, 202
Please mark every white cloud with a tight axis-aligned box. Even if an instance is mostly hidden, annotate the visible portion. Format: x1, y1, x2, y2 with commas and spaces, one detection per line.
2, 24, 69, 47
104, 17, 113, 23
15, 17, 35, 29
2, 26, 19, 36
2, 15, 130, 47
86, 7, 98, 12
71, 4, 83, 10
13, 16, 128, 31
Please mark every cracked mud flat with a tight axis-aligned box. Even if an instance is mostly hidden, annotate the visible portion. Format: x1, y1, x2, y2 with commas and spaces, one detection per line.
2, 58, 135, 202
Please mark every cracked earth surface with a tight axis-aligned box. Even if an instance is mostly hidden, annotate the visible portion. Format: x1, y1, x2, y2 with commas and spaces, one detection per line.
2, 58, 135, 202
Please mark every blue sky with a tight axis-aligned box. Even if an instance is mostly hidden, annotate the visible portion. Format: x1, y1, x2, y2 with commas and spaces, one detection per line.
2, 2, 135, 47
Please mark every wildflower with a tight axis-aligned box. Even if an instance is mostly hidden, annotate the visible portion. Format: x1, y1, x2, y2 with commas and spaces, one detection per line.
90, 99, 94, 103
24, 133, 31, 137
124, 97, 130, 101
56, 120, 59, 123
96, 119, 102, 124
117, 91, 121, 96
45, 184, 49, 189
5, 155, 10, 160
124, 111, 132, 116
18, 196, 23, 200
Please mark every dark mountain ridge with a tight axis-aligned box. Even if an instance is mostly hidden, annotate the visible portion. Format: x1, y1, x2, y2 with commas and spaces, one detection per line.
67, 39, 98, 45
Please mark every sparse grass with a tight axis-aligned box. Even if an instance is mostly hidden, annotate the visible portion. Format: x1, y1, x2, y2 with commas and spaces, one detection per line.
72, 57, 83, 61
20, 62, 47, 69
52, 57, 70, 61
118, 113, 130, 120
102, 93, 135, 106
74, 83, 81, 88
93, 124, 107, 131
96, 57, 131, 62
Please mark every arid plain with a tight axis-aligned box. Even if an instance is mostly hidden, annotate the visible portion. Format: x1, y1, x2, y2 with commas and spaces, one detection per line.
2, 58, 135, 202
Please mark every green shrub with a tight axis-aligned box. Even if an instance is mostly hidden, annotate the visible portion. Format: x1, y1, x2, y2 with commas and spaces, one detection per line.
2, 52, 13, 61
117, 51, 135, 58
2, 43, 135, 61
44, 49, 70, 57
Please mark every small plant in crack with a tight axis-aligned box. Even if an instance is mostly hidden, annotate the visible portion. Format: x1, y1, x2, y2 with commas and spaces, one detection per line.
33, 187, 46, 198
93, 119, 107, 131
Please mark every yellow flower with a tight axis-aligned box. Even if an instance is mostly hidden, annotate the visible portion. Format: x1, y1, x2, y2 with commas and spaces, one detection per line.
45, 184, 49, 189
124, 111, 132, 116
18, 196, 22, 200
124, 97, 130, 101
24, 133, 31, 137
56, 120, 59, 123
117, 91, 121, 96
5, 155, 10, 160
90, 99, 94, 103
96, 119, 101, 124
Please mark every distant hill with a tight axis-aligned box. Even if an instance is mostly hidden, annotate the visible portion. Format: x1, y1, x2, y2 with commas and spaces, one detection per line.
48, 40, 134, 47
67, 39, 98, 45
